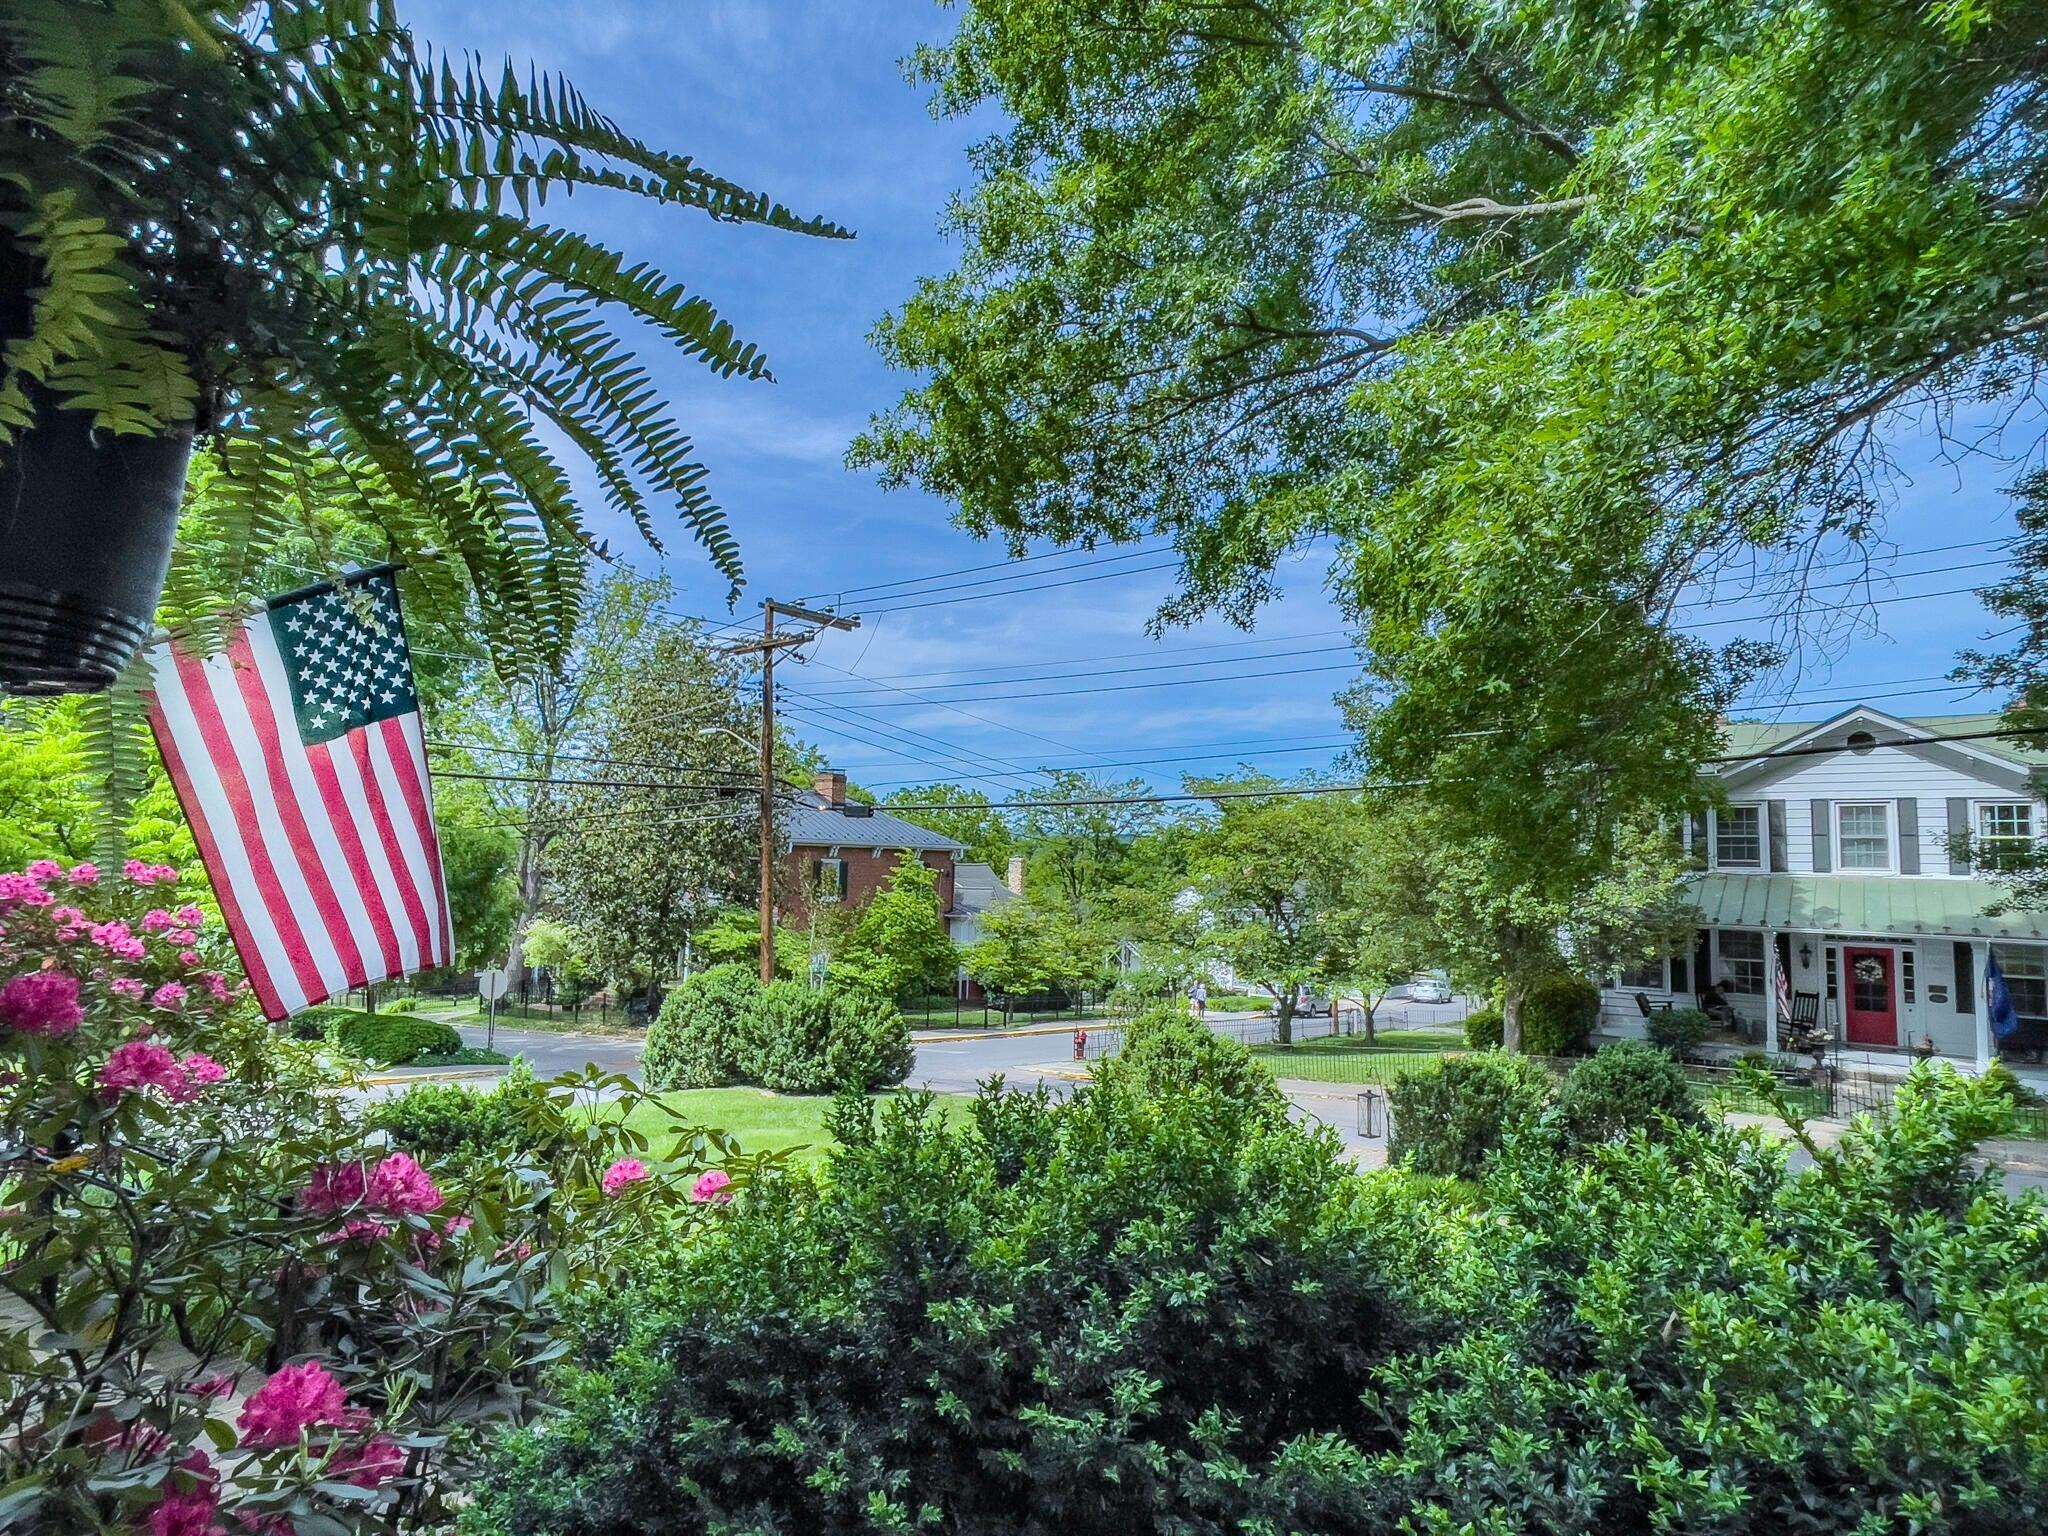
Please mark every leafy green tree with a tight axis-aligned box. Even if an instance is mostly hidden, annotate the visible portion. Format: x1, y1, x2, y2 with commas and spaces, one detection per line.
545, 630, 761, 1001
881, 784, 1017, 869
1014, 771, 1162, 915
1188, 779, 1358, 1044
433, 779, 521, 974
856, 0, 2048, 980
963, 896, 1113, 1001
1314, 801, 1437, 1039
833, 858, 959, 1002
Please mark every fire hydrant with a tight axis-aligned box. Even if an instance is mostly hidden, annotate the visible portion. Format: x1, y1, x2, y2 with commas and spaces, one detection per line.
1073, 1028, 1087, 1060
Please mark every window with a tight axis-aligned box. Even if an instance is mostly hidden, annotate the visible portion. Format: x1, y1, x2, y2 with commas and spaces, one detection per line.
1619, 957, 1666, 990
1954, 942, 1974, 1014
1717, 930, 1766, 995
1825, 946, 1838, 1001
1992, 944, 2048, 1020
1977, 802, 2035, 871
1713, 805, 1763, 869
1901, 946, 1916, 1004
1845, 730, 1877, 755
1836, 802, 1892, 871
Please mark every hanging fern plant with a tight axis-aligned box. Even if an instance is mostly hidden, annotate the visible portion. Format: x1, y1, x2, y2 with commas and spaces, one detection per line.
0, 0, 846, 693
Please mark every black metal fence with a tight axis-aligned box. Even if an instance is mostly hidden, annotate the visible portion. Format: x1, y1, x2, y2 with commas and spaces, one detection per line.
899, 991, 1110, 1030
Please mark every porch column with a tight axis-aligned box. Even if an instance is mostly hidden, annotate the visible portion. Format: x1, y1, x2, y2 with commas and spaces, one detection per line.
1973, 939, 1993, 1073
1764, 927, 1780, 1055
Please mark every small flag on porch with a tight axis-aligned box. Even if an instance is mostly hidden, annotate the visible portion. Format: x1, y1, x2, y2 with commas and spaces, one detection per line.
143, 568, 453, 1022
1774, 941, 1794, 1027
1986, 951, 2022, 1042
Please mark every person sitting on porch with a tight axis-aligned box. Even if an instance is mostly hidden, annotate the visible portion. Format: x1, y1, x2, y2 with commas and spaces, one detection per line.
1697, 977, 1738, 1029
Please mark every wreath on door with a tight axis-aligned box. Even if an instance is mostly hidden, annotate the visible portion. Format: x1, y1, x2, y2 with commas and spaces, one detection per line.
1853, 956, 1886, 986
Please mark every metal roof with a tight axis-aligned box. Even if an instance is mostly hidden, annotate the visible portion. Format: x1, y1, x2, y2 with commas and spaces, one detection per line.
1686, 873, 2048, 941
786, 795, 965, 853
1719, 710, 2048, 766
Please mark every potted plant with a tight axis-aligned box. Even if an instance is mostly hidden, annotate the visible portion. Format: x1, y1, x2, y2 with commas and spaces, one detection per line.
0, 0, 845, 692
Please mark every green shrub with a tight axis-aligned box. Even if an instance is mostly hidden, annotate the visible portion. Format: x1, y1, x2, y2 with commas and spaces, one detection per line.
366, 1060, 549, 1169
753, 983, 913, 1093
1645, 1005, 1714, 1054
1518, 974, 1599, 1056
377, 995, 426, 1015
474, 1065, 2048, 1535
286, 1003, 360, 1042
643, 965, 762, 1090
1387, 1052, 1552, 1178
472, 1070, 1378, 1536
645, 966, 911, 1093
1550, 1041, 1703, 1152
1461, 1004, 1502, 1050
330, 1011, 462, 1065
1106, 1002, 1285, 1118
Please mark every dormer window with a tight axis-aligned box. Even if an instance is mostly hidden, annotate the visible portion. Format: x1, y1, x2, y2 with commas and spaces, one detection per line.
1713, 805, 1762, 869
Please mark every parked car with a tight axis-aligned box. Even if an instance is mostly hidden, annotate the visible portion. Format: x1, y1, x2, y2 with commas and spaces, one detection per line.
1293, 989, 1332, 1017
1406, 972, 1453, 1004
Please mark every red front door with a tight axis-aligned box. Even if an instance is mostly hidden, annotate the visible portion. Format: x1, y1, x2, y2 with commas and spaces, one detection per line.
1842, 946, 1897, 1046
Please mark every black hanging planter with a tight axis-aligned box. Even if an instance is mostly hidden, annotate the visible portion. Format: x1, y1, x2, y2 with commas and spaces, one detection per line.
0, 393, 194, 694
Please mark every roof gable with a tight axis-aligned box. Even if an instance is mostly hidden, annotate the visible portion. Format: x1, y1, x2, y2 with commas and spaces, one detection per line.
1716, 705, 2035, 794
786, 794, 965, 853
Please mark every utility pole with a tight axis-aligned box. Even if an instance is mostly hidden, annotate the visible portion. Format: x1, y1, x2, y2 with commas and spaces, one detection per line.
724, 600, 859, 984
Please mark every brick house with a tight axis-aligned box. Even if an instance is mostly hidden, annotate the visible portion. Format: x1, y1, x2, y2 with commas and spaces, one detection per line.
783, 770, 1019, 999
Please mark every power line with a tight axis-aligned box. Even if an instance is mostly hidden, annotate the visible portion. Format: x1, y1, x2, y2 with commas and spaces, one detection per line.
781, 697, 1053, 794
800, 543, 1177, 610
795, 537, 1180, 606
428, 738, 757, 781
853, 558, 1186, 618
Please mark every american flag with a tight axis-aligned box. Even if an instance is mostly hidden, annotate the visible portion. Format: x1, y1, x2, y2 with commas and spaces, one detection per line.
145, 569, 453, 1021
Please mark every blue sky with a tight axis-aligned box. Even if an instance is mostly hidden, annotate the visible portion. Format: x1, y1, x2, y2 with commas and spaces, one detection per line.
408, 0, 2043, 796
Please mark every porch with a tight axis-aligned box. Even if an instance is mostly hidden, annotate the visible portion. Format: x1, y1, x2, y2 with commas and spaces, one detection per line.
1600, 872, 2048, 1071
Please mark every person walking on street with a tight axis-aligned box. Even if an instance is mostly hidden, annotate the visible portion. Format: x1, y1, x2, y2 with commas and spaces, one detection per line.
1190, 978, 1208, 1020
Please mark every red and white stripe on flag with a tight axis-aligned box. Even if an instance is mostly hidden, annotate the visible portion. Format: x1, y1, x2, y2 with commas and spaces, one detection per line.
144, 570, 453, 1021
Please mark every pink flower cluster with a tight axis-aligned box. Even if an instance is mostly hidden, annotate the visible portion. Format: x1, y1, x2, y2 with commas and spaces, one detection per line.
124, 860, 181, 887
98, 1041, 227, 1104
601, 1157, 650, 1196
0, 873, 55, 909
235, 1361, 367, 1449
302, 1153, 444, 1227
0, 971, 84, 1036
691, 1169, 733, 1205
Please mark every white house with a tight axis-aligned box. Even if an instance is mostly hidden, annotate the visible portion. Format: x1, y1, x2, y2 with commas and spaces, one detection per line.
1600, 706, 2048, 1068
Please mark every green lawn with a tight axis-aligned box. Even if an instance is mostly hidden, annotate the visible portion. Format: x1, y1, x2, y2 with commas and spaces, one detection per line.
612, 1087, 978, 1167
1248, 1029, 1466, 1085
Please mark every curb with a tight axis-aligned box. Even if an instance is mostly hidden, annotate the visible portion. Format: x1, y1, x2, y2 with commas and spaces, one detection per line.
361, 1066, 507, 1087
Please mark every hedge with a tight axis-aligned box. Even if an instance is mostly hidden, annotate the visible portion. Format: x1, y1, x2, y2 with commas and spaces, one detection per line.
644, 965, 912, 1094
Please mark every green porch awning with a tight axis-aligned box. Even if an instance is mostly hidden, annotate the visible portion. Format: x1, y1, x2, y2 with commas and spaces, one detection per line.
1685, 873, 2048, 941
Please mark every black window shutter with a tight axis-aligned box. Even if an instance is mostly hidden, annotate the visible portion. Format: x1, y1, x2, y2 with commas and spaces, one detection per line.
1767, 800, 1787, 873
1689, 810, 1709, 868
1897, 797, 1920, 875
1810, 799, 1832, 872
1954, 941, 1975, 1013
1948, 797, 1972, 874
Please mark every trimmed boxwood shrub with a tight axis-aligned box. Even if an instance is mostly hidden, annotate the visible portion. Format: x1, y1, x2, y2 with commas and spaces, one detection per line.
644, 965, 912, 1093
333, 1011, 462, 1065
1461, 1004, 1502, 1050
365, 1060, 550, 1170
644, 965, 762, 1090
1518, 975, 1599, 1056
1387, 1051, 1552, 1178
1645, 1005, 1714, 1055
472, 1070, 1381, 1536
1108, 1002, 1285, 1117
1550, 1041, 1704, 1152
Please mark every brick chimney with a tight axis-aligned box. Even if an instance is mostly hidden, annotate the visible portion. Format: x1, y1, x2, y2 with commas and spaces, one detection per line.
1006, 855, 1026, 895
813, 768, 847, 808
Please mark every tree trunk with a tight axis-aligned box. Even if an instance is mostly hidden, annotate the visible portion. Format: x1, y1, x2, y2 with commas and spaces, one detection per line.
504, 839, 545, 992
1274, 991, 1296, 1046
1502, 987, 1524, 1053
1361, 998, 1377, 1043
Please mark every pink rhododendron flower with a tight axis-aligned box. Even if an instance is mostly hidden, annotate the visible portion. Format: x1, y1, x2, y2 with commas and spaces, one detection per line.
0, 971, 84, 1036
367, 1153, 443, 1215
166, 928, 198, 947
110, 978, 148, 1000
601, 1158, 650, 1196
147, 1489, 224, 1536
182, 1373, 237, 1400
332, 1435, 406, 1488
143, 909, 177, 932
236, 1362, 363, 1449
88, 921, 146, 960
151, 982, 189, 1011
99, 1041, 188, 1100
0, 874, 54, 908
300, 1162, 367, 1215
176, 905, 205, 926
179, 949, 202, 968
690, 1169, 734, 1205
48, 904, 85, 927
202, 972, 234, 1002
26, 859, 64, 882
182, 1053, 226, 1090
68, 862, 100, 886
